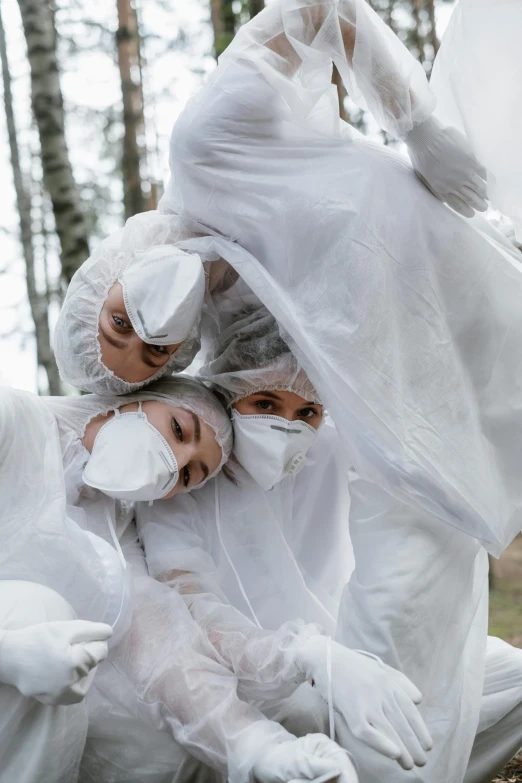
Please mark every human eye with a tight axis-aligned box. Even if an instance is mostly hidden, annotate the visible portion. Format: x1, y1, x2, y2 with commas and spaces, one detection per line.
171, 416, 183, 441
182, 466, 191, 488
112, 314, 131, 331
149, 344, 169, 356
255, 399, 275, 411
298, 407, 319, 419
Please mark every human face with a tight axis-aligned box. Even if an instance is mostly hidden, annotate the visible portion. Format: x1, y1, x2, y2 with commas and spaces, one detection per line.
233, 390, 323, 429
118, 400, 223, 497
98, 282, 181, 384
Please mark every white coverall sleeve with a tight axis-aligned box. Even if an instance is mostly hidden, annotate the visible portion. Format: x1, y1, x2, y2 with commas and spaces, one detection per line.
0, 388, 125, 630
106, 524, 295, 782
336, 471, 489, 783
221, 0, 434, 136
136, 494, 323, 702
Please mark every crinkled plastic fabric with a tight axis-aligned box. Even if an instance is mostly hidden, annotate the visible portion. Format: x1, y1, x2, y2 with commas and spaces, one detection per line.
336, 471, 489, 783
0, 387, 127, 638
431, 0, 522, 238
46, 376, 233, 486
82, 526, 293, 783
137, 419, 354, 706
161, 0, 522, 558
54, 211, 203, 395
199, 307, 320, 406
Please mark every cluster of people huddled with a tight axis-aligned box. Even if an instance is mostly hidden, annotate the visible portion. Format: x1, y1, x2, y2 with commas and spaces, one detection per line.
3, 0, 522, 781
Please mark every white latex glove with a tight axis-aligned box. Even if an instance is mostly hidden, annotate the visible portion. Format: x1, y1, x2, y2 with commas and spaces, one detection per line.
253, 734, 358, 783
295, 637, 432, 771
0, 620, 113, 705
404, 115, 488, 218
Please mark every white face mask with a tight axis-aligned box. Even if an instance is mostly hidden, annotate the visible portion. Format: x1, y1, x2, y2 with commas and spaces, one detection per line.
232, 411, 318, 491
119, 245, 206, 345
83, 404, 179, 501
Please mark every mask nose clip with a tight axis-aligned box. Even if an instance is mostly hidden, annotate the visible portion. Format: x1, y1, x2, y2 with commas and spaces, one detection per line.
285, 452, 307, 476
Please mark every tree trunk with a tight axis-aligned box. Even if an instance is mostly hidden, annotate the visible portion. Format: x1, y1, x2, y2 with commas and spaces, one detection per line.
425, 0, 439, 56
248, 0, 264, 19
17, 0, 89, 285
410, 0, 426, 66
0, 0, 61, 394
211, 0, 236, 59
116, 0, 147, 219
332, 65, 348, 122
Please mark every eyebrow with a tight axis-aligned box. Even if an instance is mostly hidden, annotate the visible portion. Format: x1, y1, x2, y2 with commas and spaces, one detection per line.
250, 391, 283, 401
99, 325, 126, 350
190, 411, 201, 443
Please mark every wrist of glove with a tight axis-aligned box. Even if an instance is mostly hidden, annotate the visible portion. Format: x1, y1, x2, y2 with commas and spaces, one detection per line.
403, 114, 488, 218
0, 620, 112, 705
295, 635, 432, 771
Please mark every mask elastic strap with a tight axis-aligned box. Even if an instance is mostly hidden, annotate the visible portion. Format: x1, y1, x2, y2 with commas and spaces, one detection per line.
326, 635, 335, 741
104, 504, 127, 632
214, 481, 262, 630
105, 505, 127, 572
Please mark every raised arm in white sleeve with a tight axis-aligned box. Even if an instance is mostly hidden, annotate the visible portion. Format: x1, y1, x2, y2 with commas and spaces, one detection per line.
164, 0, 486, 218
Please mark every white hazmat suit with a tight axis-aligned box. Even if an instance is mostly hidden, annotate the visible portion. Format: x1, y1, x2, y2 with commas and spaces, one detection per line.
154, 2, 522, 779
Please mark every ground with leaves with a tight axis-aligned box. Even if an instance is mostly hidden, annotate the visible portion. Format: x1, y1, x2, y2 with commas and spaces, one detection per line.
484, 537, 522, 781
494, 754, 522, 781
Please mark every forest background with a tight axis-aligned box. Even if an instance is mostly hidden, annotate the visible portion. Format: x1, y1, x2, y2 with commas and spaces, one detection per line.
2, 4, 522, 777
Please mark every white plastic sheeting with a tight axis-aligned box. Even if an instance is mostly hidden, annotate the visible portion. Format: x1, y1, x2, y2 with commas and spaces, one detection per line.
431, 0, 522, 238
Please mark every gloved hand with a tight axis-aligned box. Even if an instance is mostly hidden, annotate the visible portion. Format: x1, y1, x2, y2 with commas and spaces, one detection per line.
295, 636, 432, 771
403, 115, 488, 218
253, 734, 358, 783
0, 620, 113, 705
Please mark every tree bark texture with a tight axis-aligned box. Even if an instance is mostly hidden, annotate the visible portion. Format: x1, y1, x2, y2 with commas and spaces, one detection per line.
332, 65, 348, 122
0, 0, 61, 394
211, 0, 237, 58
116, 0, 147, 219
248, 0, 265, 20
17, 0, 89, 285
425, 0, 439, 56
410, 0, 426, 66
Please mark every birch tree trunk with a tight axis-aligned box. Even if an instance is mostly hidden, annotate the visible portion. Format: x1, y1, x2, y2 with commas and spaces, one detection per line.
0, 0, 61, 394
116, 0, 147, 219
17, 0, 89, 285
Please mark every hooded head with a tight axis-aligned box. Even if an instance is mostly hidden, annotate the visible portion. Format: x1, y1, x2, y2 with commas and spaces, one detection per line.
54, 212, 206, 395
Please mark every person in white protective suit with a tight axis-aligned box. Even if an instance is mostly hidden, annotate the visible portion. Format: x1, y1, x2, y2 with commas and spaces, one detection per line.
1, 377, 319, 783
136, 309, 522, 783
136, 309, 437, 774
52, 209, 250, 394
13, 376, 354, 783
138, 2, 522, 779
